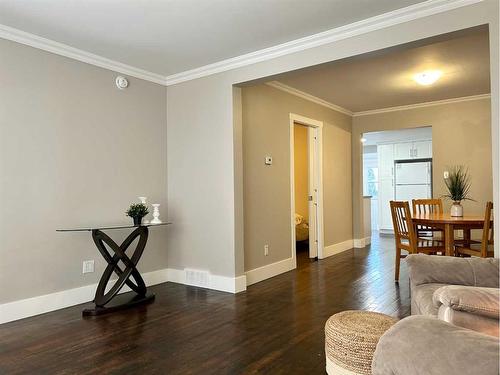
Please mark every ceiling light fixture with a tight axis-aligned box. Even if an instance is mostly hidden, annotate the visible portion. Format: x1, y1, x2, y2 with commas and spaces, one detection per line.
413, 70, 442, 86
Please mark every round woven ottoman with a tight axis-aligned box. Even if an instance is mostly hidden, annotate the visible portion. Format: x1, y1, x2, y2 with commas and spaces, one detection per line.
325, 310, 397, 375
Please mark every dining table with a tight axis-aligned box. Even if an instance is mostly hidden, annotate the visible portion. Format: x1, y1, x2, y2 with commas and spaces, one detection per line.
411, 212, 487, 256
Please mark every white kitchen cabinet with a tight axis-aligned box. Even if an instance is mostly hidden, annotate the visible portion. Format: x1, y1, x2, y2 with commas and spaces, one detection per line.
378, 178, 394, 232
394, 142, 413, 160
413, 140, 432, 159
394, 140, 432, 160
377, 144, 394, 178
377, 144, 395, 232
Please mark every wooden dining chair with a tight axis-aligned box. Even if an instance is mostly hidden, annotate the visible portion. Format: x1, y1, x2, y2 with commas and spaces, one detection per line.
412, 199, 444, 240
455, 202, 494, 258
390, 201, 446, 281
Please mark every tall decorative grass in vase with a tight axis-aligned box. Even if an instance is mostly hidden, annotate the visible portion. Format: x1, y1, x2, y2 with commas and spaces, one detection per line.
443, 166, 474, 217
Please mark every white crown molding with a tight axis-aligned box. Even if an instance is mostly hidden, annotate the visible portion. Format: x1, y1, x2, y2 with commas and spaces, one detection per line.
0, 23, 167, 86
0, 0, 482, 87
165, 0, 483, 85
267, 81, 353, 115
353, 93, 491, 116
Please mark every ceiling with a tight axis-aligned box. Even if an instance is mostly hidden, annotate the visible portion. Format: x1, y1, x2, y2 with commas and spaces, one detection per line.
273, 27, 491, 112
363, 127, 432, 146
0, 0, 425, 76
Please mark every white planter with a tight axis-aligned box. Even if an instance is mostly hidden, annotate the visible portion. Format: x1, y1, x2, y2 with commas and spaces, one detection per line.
450, 202, 463, 217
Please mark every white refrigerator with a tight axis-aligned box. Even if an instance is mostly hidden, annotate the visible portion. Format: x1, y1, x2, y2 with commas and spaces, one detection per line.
394, 160, 432, 201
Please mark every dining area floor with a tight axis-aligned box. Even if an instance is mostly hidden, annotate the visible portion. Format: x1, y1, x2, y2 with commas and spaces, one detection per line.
0, 234, 409, 375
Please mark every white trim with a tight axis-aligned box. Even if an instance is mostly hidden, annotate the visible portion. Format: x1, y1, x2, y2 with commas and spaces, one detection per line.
166, 268, 247, 294
267, 81, 353, 116
245, 257, 296, 286
326, 357, 359, 375
0, 268, 169, 324
353, 236, 372, 248
0, 1, 482, 87
269, 81, 491, 118
0, 268, 246, 324
0, 23, 167, 86
321, 240, 354, 259
289, 113, 325, 262
165, 0, 482, 85
353, 93, 492, 116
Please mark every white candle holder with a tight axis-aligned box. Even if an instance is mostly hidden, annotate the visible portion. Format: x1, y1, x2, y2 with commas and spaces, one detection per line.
150, 204, 162, 224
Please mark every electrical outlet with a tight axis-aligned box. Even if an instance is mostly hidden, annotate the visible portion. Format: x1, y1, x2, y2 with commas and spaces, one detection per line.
82, 260, 94, 274
264, 244, 269, 256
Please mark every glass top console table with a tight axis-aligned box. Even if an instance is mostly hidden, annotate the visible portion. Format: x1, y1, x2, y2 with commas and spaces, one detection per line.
57, 222, 171, 316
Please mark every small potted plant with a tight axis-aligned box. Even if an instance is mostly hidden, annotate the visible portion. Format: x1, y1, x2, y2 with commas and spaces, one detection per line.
126, 203, 149, 226
443, 165, 474, 217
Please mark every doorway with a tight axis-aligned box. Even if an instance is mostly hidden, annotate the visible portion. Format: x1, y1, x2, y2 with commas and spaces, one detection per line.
290, 113, 324, 265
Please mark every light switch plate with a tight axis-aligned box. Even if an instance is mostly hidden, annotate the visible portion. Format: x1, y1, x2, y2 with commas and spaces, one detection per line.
443, 171, 449, 179
265, 156, 272, 165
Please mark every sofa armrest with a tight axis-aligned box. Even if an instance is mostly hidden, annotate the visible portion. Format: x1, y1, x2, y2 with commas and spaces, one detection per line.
406, 254, 499, 288
433, 285, 500, 320
372, 316, 499, 375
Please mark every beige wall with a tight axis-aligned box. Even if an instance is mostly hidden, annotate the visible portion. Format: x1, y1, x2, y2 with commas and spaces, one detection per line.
0, 39, 168, 304
242, 84, 352, 271
166, 0, 498, 285
294, 125, 309, 220
352, 98, 492, 238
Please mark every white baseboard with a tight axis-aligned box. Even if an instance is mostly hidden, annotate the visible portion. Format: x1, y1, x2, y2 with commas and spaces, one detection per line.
0, 268, 246, 325
245, 257, 295, 286
0, 268, 169, 325
353, 236, 372, 248
321, 239, 354, 258
166, 268, 247, 294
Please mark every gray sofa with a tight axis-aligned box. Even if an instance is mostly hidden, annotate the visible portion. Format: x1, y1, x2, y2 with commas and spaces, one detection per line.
407, 254, 499, 336
372, 255, 500, 375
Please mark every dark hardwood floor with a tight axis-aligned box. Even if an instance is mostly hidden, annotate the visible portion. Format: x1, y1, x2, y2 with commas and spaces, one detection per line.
0, 234, 409, 374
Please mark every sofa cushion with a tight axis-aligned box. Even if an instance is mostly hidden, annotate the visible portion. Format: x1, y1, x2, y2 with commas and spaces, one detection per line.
411, 283, 447, 316
438, 306, 499, 337
433, 285, 500, 319
372, 316, 500, 375
407, 254, 499, 288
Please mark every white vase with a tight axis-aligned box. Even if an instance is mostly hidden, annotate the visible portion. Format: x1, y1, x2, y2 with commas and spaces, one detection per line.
138, 197, 149, 223
150, 204, 162, 224
450, 201, 463, 217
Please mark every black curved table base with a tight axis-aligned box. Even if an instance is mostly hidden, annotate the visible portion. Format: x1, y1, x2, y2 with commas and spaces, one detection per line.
83, 226, 155, 316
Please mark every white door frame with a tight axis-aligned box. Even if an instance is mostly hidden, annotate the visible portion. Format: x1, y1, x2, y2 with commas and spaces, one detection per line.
289, 113, 324, 267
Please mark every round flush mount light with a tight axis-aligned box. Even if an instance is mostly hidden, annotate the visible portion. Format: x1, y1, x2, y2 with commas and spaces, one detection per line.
115, 76, 129, 89
413, 70, 442, 86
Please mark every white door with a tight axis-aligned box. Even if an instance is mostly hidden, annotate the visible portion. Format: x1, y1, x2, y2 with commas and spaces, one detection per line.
395, 162, 431, 184
395, 184, 431, 201
308, 127, 318, 258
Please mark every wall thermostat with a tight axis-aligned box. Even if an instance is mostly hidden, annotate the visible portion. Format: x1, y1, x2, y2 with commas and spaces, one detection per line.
115, 76, 129, 89
265, 156, 273, 165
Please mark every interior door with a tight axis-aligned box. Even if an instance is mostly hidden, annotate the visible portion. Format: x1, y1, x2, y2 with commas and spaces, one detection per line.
308, 127, 318, 258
